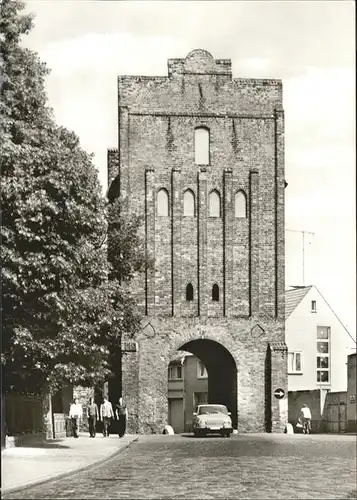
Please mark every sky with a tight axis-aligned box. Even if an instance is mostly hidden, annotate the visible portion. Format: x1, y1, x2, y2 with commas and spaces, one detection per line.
23, 0, 355, 340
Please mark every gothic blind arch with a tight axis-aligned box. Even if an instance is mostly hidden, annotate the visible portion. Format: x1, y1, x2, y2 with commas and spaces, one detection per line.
183, 189, 195, 216
235, 190, 247, 218
209, 189, 221, 217
157, 188, 169, 216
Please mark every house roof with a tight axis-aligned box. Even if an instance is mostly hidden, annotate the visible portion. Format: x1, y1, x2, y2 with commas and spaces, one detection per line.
285, 285, 312, 319
285, 285, 356, 345
270, 342, 287, 351
168, 351, 192, 364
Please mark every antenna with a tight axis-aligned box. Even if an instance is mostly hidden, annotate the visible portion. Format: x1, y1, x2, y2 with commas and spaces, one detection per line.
286, 229, 315, 285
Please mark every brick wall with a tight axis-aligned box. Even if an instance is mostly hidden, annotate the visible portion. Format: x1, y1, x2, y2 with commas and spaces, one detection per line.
112, 49, 286, 434
73, 386, 95, 432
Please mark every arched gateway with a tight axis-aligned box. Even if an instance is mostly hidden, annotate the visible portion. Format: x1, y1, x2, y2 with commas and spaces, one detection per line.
177, 339, 238, 429
107, 49, 288, 433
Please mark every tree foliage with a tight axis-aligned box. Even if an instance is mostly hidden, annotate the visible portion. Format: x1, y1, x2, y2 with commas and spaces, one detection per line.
1, 0, 145, 393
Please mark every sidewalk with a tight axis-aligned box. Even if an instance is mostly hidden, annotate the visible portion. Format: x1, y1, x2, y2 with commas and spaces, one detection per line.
1, 432, 138, 494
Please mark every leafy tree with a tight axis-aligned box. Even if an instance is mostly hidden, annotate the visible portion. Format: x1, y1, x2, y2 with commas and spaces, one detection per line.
1, 0, 145, 394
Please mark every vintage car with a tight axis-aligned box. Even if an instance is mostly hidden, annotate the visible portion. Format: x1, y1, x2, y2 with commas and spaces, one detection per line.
192, 404, 233, 437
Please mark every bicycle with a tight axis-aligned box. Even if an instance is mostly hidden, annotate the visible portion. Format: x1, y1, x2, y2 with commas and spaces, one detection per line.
302, 418, 311, 434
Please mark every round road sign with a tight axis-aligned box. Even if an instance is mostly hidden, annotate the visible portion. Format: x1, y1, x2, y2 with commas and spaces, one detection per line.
274, 388, 285, 399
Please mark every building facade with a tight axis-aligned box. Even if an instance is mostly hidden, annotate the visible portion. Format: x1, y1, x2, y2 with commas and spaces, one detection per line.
286, 285, 356, 393
346, 353, 356, 432
108, 49, 287, 434
168, 353, 208, 433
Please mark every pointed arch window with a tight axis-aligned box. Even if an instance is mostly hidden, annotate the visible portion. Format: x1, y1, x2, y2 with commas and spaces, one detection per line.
195, 127, 210, 165
183, 189, 195, 216
157, 188, 169, 216
209, 190, 221, 217
212, 284, 219, 302
186, 283, 194, 301
235, 190, 247, 218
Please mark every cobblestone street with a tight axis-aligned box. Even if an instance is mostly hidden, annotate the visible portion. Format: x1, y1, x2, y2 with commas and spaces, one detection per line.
3, 433, 356, 500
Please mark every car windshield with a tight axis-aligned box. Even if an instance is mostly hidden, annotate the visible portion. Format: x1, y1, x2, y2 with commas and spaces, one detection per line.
198, 405, 228, 415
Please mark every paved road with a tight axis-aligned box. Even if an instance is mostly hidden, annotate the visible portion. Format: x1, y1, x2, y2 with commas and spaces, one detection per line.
3, 433, 356, 499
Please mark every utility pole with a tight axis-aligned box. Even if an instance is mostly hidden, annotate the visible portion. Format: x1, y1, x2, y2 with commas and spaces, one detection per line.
286, 229, 315, 285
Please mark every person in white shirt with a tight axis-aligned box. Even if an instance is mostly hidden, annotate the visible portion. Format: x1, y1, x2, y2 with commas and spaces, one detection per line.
300, 404, 312, 433
69, 398, 83, 438
100, 397, 114, 437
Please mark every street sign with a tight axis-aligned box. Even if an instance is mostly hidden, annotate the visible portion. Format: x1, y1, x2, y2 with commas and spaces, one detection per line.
274, 388, 285, 399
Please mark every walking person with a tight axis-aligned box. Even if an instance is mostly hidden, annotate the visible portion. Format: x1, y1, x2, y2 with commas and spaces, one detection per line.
100, 396, 114, 437
87, 397, 99, 438
115, 397, 128, 438
69, 398, 82, 438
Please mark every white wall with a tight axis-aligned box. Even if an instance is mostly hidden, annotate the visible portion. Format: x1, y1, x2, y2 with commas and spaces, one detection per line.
286, 287, 356, 392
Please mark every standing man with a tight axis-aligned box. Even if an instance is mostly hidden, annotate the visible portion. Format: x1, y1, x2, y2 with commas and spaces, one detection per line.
100, 396, 114, 437
69, 398, 82, 438
87, 397, 99, 438
300, 403, 312, 434
115, 397, 128, 438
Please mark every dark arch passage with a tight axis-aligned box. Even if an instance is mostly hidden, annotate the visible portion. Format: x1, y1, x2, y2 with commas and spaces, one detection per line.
177, 339, 238, 429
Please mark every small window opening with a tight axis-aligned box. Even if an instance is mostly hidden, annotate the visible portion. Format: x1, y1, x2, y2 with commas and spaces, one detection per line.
212, 284, 219, 302
186, 283, 194, 301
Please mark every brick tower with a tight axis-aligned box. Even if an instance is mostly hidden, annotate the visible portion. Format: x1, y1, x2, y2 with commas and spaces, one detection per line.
107, 49, 287, 433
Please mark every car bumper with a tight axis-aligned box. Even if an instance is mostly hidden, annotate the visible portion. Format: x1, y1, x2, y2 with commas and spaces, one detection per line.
193, 425, 233, 434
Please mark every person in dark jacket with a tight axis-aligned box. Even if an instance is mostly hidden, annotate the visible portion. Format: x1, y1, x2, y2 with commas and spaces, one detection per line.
87, 397, 99, 437
115, 397, 128, 438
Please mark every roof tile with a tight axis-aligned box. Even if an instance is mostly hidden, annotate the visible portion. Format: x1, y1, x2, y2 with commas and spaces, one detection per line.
285, 286, 312, 319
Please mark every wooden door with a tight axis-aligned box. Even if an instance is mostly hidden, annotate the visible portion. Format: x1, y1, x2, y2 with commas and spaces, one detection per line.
169, 398, 184, 433
339, 403, 346, 432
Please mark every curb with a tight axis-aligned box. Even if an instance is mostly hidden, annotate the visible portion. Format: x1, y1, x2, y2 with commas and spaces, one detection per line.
1, 436, 139, 496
